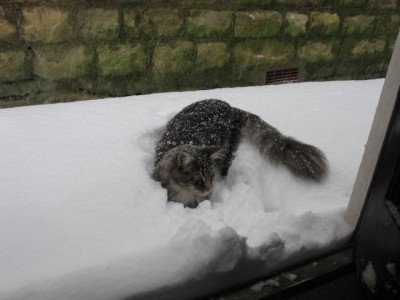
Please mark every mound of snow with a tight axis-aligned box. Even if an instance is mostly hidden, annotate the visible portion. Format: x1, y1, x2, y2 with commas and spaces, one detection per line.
0, 80, 382, 299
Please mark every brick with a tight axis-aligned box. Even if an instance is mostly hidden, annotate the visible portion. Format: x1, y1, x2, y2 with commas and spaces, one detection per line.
387, 35, 397, 54
235, 0, 274, 8
334, 60, 388, 78
0, 80, 49, 98
182, 0, 230, 5
153, 41, 194, 74
141, 9, 182, 36
27, 92, 93, 106
303, 63, 335, 81
0, 51, 26, 82
298, 42, 334, 63
124, 10, 139, 37
233, 41, 295, 70
284, 12, 308, 37
342, 15, 375, 35
21, 7, 73, 42
338, 0, 366, 8
233, 68, 268, 86
276, 0, 318, 4
375, 14, 400, 35
309, 12, 340, 36
98, 44, 147, 77
196, 42, 230, 71
179, 69, 234, 90
334, 62, 363, 76
369, 0, 397, 9
0, 99, 27, 109
0, 7, 17, 40
187, 10, 232, 37
0, 18, 16, 40
351, 40, 386, 57
235, 11, 282, 37
95, 76, 138, 96
34, 46, 92, 80
364, 62, 389, 75
389, 15, 400, 35
77, 9, 119, 40
340, 39, 386, 60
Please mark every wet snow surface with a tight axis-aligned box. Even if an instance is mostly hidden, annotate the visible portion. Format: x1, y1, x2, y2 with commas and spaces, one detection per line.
0, 80, 382, 299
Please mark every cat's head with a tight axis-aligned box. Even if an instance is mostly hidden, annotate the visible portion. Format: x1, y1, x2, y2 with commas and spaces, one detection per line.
153, 145, 224, 208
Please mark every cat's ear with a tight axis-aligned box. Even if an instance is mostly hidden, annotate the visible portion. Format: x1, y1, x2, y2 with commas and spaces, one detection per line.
177, 151, 193, 171
206, 146, 225, 161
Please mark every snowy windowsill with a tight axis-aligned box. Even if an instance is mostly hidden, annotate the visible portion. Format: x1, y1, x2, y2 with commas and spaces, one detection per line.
0, 80, 383, 299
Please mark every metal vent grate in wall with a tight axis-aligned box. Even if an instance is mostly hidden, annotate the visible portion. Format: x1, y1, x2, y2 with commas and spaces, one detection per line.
266, 68, 299, 85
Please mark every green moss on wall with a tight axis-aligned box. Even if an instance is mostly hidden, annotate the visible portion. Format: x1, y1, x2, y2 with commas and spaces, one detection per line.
342, 15, 375, 36
0, 51, 27, 82
98, 44, 147, 77
235, 11, 282, 38
309, 12, 340, 36
298, 42, 334, 63
234, 40, 295, 70
338, 0, 366, 8
21, 7, 73, 43
0, 7, 17, 41
186, 10, 232, 38
148, 9, 182, 36
374, 14, 400, 36
153, 41, 195, 74
284, 12, 308, 37
77, 8, 120, 41
340, 39, 386, 61
0, 0, 398, 108
195, 42, 230, 71
34, 46, 92, 80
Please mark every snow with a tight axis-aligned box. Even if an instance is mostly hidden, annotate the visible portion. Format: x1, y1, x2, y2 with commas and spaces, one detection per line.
251, 278, 280, 292
362, 261, 377, 293
284, 272, 298, 281
0, 80, 383, 299
386, 262, 396, 276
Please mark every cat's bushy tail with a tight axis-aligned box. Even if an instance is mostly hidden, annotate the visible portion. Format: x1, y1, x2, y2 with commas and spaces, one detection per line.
241, 111, 328, 182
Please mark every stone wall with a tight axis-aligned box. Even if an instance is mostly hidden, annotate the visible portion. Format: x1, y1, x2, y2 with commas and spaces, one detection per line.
0, 0, 399, 108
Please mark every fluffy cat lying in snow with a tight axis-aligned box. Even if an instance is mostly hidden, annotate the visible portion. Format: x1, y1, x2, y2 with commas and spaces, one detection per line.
153, 99, 328, 208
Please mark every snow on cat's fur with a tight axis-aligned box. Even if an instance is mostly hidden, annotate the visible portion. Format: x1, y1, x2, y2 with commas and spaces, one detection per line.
154, 99, 328, 208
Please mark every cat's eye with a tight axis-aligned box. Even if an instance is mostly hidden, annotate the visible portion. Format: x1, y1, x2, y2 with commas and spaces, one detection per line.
194, 174, 202, 181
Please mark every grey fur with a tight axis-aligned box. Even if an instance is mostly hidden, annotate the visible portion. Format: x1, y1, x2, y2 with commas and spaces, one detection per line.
153, 99, 328, 208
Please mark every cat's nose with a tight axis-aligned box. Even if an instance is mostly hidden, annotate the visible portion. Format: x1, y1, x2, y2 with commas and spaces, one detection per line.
204, 180, 212, 192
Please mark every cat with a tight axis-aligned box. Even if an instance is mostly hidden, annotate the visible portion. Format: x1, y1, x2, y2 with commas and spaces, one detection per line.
153, 99, 328, 208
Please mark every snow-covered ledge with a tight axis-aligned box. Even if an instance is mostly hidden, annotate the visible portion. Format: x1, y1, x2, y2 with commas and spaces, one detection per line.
0, 73, 384, 298
345, 31, 400, 228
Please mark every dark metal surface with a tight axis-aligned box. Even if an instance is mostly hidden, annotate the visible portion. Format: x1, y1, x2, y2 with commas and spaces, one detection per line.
353, 87, 400, 299
206, 248, 360, 300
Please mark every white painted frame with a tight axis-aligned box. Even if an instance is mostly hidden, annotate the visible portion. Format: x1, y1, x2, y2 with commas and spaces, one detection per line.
345, 31, 400, 228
